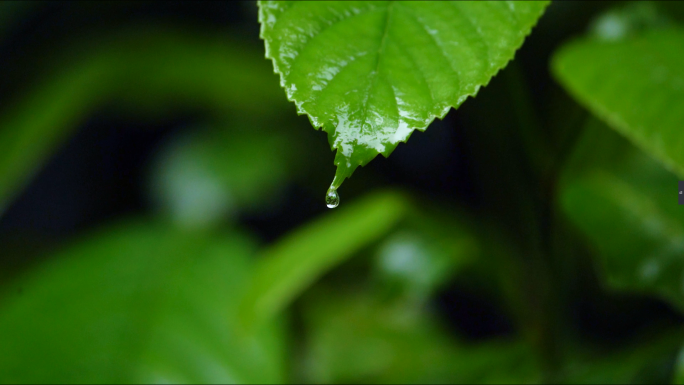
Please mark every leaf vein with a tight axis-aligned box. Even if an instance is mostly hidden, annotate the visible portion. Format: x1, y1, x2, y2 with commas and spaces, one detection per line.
359, 2, 395, 135
396, 4, 462, 89
284, 4, 382, 74
448, 1, 490, 71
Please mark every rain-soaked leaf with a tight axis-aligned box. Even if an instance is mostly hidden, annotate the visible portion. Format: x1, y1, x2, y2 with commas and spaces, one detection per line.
259, 1, 549, 189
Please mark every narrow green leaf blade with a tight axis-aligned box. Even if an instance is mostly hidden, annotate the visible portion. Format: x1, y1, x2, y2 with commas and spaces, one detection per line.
552, 27, 684, 178
259, 0, 549, 188
240, 190, 409, 327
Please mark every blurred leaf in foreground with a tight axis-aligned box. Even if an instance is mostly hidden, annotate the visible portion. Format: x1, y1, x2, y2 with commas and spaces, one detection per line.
240, 190, 410, 328
0, 221, 285, 384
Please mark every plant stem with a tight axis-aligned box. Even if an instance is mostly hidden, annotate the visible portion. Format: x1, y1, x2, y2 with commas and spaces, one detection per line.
502, 60, 552, 177
502, 61, 567, 379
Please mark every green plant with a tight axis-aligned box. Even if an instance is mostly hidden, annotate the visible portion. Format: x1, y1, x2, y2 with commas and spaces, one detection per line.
2, 1, 684, 384
259, 1, 548, 195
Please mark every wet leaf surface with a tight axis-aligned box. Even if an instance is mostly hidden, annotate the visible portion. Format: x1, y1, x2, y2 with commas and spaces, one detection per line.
259, 1, 549, 188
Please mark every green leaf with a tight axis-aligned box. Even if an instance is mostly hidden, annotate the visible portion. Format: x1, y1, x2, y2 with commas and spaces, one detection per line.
552, 27, 684, 178
0, 221, 285, 383
560, 119, 684, 311
240, 190, 409, 327
259, 0, 549, 189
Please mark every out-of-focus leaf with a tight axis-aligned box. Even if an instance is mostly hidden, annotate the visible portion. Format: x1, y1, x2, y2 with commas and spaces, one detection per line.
560, 119, 684, 311
299, 287, 541, 384
240, 190, 409, 327
0, 221, 285, 384
673, 344, 684, 384
588, 2, 672, 42
373, 208, 479, 300
0, 27, 287, 216
148, 121, 303, 229
552, 26, 684, 178
259, 0, 549, 189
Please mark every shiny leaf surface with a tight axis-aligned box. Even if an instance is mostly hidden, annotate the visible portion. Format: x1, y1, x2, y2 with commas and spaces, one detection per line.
259, 0, 549, 188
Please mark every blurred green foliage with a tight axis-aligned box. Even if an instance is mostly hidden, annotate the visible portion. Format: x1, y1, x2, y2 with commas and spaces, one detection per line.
298, 286, 540, 384
148, 120, 303, 228
0, 27, 288, 214
560, 119, 684, 310
553, 25, 684, 178
2, 1, 684, 384
0, 222, 285, 383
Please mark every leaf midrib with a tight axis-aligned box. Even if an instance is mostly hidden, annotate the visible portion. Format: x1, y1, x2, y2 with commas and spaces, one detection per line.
358, 2, 395, 138
289, 1, 493, 131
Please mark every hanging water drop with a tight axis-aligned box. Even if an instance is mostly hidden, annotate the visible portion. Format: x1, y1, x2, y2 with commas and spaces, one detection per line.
325, 188, 340, 209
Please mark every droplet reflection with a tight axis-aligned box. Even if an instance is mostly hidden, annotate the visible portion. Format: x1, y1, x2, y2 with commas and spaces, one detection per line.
326, 188, 340, 209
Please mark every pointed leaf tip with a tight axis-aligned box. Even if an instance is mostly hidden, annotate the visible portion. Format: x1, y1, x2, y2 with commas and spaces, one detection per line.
259, 0, 549, 188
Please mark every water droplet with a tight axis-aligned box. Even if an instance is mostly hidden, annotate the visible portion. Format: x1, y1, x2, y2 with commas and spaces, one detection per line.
326, 188, 339, 209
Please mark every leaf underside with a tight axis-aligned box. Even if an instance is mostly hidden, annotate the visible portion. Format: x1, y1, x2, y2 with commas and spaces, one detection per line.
259, 0, 549, 188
